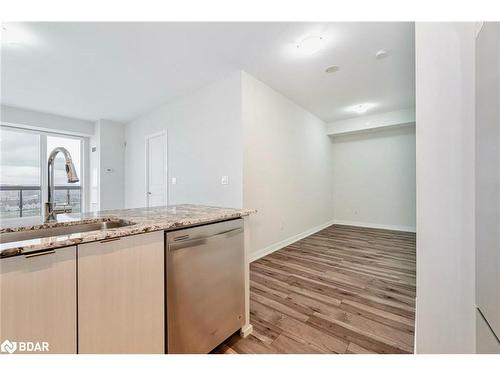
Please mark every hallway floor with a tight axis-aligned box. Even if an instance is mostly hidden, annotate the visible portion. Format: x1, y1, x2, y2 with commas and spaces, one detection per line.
213, 224, 416, 354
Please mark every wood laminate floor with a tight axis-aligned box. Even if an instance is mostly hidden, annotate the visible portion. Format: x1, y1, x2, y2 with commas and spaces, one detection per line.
212, 224, 416, 354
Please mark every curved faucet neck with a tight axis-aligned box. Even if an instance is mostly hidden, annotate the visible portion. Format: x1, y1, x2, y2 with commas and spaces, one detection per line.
46, 147, 79, 222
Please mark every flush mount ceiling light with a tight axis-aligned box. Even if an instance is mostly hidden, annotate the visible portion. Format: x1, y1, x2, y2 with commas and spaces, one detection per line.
346, 103, 376, 114
1, 23, 34, 45
296, 36, 324, 55
375, 49, 389, 59
325, 65, 340, 74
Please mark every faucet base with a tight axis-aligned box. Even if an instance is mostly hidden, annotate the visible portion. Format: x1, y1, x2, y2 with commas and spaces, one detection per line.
44, 202, 73, 222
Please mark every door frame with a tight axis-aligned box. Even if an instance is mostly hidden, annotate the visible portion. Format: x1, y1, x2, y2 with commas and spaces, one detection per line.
144, 130, 168, 208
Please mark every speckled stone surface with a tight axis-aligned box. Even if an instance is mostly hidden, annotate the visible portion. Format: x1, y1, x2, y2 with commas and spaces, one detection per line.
0, 204, 254, 257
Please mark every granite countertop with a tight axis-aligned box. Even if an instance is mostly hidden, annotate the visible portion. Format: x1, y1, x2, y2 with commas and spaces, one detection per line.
0, 204, 255, 258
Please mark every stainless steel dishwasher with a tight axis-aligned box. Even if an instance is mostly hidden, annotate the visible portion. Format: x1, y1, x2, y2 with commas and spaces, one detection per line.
166, 218, 245, 353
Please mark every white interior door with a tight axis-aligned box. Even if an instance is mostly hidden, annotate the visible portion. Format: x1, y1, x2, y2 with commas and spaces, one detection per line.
145, 131, 167, 207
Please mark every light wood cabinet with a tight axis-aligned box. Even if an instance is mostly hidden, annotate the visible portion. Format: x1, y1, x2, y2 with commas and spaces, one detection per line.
0, 247, 77, 354
77, 231, 164, 354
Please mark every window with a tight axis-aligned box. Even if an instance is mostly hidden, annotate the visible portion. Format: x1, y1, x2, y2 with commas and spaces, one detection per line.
0, 126, 84, 220
0, 128, 41, 218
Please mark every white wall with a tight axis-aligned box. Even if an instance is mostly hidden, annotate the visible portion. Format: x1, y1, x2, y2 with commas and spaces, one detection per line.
415, 22, 476, 353
124, 71, 243, 209
95, 119, 125, 210
331, 124, 416, 232
1, 105, 94, 136
89, 131, 100, 212
242, 72, 334, 260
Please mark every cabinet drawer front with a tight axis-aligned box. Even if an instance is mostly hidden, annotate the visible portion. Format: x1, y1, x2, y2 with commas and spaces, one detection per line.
77, 231, 164, 354
0, 247, 77, 354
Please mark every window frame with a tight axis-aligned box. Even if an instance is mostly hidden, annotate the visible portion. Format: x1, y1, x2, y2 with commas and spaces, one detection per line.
0, 124, 87, 218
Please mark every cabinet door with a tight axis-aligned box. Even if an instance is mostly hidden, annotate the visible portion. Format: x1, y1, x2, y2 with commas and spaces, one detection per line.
78, 231, 164, 354
0, 247, 77, 354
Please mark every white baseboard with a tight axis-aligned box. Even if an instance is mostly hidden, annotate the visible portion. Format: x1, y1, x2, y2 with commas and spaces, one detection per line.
240, 324, 253, 338
414, 297, 418, 352
333, 219, 416, 233
249, 219, 335, 262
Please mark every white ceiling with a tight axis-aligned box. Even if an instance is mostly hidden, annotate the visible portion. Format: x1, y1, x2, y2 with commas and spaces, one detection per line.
1, 22, 415, 123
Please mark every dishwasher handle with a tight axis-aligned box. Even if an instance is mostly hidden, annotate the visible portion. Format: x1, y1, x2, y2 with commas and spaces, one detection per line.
168, 227, 243, 251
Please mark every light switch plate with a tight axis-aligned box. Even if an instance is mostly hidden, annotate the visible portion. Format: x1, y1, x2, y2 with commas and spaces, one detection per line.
171, 177, 177, 185
221, 176, 229, 185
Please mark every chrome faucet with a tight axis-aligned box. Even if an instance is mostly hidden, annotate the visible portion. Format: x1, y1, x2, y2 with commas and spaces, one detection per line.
44, 147, 79, 222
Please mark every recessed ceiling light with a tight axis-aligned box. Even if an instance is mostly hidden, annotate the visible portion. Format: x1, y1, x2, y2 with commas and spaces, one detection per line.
346, 103, 376, 114
375, 49, 389, 59
1, 23, 34, 45
296, 36, 324, 56
325, 65, 340, 74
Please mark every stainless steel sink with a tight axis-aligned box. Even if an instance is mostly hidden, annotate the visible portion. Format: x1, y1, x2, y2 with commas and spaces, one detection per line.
0, 219, 134, 245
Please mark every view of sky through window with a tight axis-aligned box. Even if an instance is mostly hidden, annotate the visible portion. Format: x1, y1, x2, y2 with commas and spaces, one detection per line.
0, 127, 40, 186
